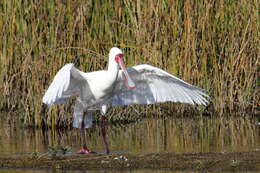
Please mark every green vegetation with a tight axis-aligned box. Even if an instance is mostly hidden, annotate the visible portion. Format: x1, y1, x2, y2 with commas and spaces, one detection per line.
0, 0, 258, 127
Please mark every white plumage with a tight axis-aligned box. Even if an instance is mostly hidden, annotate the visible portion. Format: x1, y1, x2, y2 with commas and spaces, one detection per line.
42, 47, 209, 128
107, 64, 208, 106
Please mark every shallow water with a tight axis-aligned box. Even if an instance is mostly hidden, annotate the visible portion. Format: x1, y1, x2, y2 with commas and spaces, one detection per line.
0, 115, 259, 173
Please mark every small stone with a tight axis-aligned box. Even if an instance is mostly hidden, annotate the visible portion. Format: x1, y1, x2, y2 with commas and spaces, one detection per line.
101, 160, 109, 164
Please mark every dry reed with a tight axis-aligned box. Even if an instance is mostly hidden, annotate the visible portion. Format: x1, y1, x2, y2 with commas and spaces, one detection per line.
0, 0, 258, 127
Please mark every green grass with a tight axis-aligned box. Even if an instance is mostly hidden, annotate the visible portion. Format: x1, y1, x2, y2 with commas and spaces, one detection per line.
0, 0, 258, 127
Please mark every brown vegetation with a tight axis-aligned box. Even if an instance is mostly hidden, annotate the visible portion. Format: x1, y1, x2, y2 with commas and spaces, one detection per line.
1, 150, 260, 171
0, 0, 258, 127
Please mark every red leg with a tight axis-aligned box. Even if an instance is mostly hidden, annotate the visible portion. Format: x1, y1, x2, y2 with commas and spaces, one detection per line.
101, 116, 110, 154
77, 128, 91, 154
77, 113, 95, 154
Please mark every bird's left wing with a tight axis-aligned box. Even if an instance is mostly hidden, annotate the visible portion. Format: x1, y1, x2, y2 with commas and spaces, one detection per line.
106, 64, 209, 106
42, 63, 87, 106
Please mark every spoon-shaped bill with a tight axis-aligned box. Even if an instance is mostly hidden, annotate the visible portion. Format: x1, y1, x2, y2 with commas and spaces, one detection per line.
118, 58, 135, 89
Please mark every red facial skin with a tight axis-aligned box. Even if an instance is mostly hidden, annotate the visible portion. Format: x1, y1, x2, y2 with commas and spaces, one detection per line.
115, 53, 124, 62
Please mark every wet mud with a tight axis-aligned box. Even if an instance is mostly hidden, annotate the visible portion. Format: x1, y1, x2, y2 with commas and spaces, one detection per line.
0, 150, 259, 172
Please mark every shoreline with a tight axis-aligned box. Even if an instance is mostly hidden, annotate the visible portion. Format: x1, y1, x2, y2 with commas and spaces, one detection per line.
0, 150, 259, 172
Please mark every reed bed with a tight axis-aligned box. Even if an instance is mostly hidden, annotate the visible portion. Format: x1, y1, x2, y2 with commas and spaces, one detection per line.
0, 0, 258, 127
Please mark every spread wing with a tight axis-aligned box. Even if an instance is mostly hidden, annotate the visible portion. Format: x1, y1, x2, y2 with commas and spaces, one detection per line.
106, 64, 209, 106
42, 63, 88, 106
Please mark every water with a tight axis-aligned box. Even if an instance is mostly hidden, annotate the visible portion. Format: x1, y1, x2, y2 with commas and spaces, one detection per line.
0, 115, 259, 173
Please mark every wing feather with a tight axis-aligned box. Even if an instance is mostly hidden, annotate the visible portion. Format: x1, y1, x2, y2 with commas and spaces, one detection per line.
107, 64, 209, 106
42, 63, 86, 106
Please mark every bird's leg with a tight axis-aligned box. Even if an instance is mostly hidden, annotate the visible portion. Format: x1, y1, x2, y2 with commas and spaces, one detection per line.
100, 115, 110, 154
78, 113, 91, 154
78, 128, 91, 154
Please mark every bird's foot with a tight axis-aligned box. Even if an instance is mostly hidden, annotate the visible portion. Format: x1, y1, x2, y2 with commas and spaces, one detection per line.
77, 148, 91, 154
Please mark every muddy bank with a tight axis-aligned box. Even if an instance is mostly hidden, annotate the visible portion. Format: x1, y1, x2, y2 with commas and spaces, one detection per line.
0, 150, 260, 172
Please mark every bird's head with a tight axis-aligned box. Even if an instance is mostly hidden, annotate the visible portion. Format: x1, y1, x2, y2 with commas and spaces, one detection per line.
109, 47, 123, 62
109, 47, 135, 89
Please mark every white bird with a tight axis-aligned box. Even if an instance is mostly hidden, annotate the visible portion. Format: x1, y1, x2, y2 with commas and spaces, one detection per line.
42, 47, 209, 154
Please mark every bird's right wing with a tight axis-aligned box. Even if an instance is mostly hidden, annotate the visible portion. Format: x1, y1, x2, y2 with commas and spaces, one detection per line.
42, 63, 88, 106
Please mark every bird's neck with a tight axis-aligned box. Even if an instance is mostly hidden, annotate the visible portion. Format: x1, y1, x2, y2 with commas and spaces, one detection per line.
106, 61, 119, 85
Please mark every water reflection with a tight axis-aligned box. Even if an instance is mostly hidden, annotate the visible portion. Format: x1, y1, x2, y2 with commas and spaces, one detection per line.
0, 116, 259, 156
